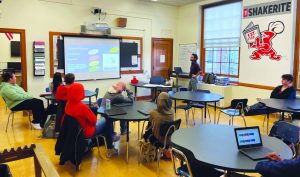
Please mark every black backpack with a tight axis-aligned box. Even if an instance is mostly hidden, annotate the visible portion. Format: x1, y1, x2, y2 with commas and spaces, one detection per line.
203, 73, 216, 84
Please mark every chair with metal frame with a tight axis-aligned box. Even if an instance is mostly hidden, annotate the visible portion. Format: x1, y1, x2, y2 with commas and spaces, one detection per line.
171, 147, 193, 177
168, 90, 192, 127
189, 89, 211, 124
217, 99, 248, 127
269, 121, 300, 158
82, 88, 99, 105
1, 97, 32, 132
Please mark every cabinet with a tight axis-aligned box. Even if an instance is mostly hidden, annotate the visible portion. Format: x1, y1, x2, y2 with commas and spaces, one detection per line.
197, 83, 232, 108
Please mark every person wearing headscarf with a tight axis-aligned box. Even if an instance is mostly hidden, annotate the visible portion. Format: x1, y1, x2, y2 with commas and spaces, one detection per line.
65, 83, 118, 157
150, 92, 174, 144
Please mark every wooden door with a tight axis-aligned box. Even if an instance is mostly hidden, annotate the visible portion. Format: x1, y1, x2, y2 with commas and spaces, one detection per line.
151, 38, 173, 79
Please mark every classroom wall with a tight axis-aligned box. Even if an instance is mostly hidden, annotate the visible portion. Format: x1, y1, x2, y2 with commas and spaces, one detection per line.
0, 0, 179, 98
176, 0, 298, 103
0, 33, 21, 69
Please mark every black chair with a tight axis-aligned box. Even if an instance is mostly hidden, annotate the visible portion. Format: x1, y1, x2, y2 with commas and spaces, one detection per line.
189, 89, 211, 124
269, 121, 300, 158
168, 91, 192, 127
156, 119, 181, 175
150, 75, 164, 85
217, 99, 248, 127
1, 97, 32, 132
171, 147, 193, 177
82, 88, 99, 105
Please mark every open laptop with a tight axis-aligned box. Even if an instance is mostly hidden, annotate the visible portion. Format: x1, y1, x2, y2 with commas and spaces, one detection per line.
105, 107, 127, 116
174, 67, 189, 75
234, 126, 273, 161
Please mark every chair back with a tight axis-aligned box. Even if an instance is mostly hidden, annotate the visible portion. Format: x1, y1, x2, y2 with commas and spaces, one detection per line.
269, 121, 300, 157
168, 90, 176, 96
230, 99, 248, 110
171, 147, 193, 177
95, 88, 99, 100
159, 119, 181, 137
195, 89, 210, 93
150, 76, 164, 85
179, 87, 188, 92
97, 98, 103, 107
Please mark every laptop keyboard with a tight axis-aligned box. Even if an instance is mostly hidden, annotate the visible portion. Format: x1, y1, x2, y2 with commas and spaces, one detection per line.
242, 147, 273, 159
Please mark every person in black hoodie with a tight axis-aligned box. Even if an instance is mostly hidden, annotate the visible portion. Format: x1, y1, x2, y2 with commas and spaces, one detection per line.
245, 74, 296, 115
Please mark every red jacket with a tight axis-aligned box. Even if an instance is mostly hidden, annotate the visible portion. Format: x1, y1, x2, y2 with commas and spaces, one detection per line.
56, 85, 69, 101
65, 83, 96, 138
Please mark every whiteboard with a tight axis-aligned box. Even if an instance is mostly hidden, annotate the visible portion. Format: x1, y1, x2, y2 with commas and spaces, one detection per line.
178, 43, 197, 72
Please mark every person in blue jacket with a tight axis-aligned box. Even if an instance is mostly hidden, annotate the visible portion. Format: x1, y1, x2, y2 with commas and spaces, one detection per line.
255, 152, 300, 177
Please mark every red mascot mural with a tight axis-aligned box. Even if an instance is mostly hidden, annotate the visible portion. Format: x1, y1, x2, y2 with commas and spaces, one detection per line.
246, 21, 285, 61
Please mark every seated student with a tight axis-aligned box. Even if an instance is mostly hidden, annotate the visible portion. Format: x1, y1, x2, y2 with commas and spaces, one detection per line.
255, 152, 300, 177
101, 81, 134, 135
65, 83, 118, 157
49, 72, 62, 94
149, 92, 174, 145
0, 72, 46, 129
56, 73, 75, 101
245, 74, 296, 115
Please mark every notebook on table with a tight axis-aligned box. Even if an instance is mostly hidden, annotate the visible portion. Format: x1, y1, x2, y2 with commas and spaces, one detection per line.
105, 107, 127, 116
234, 126, 273, 161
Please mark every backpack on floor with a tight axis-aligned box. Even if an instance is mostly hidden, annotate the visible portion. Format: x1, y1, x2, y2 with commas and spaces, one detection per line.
42, 114, 57, 138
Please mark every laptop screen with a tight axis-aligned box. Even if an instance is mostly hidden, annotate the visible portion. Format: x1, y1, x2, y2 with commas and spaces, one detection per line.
234, 126, 263, 149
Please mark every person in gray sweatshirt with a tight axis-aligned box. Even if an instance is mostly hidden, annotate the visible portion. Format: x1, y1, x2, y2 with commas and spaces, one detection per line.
101, 81, 134, 134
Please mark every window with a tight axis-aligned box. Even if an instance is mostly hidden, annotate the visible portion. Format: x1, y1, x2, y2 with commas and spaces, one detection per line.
202, 1, 242, 80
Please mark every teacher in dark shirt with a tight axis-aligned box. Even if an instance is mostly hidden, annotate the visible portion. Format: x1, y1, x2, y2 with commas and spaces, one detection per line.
188, 54, 201, 91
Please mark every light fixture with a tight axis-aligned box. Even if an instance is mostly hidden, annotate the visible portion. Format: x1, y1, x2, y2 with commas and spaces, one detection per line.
151, 0, 158, 2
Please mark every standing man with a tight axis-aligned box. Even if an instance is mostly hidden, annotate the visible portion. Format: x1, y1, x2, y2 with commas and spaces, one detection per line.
188, 53, 201, 91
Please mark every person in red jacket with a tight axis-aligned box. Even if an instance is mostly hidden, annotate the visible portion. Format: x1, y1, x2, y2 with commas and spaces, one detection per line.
65, 83, 118, 157
56, 73, 75, 101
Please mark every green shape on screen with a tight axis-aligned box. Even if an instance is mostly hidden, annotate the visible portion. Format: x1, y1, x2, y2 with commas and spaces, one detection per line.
89, 66, 100, 72
110, 47, 119, 53
89, 61, 100, 67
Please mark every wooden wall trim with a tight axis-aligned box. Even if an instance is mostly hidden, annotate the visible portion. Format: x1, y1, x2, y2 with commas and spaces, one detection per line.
293, 0, 300, 90
49, 31, 144, 77
237, 82, 275, 90
0, 28, 27, 91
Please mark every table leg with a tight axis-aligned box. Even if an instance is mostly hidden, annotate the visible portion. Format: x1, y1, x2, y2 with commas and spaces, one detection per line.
126, 121, 129, 163
135, 87, 137, 101
174, 100, 177, 113
89, 97, 91, 106
204, 103, 207, 124
214, 102, 217, 124
281, 112, 285, 120
138, 121, 140, 140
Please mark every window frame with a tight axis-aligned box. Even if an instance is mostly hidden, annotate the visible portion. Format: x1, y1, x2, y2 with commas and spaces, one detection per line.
200, 0, 242, 80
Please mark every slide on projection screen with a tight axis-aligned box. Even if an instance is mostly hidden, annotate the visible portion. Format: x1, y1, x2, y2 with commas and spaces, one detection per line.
63, 36, 121, 81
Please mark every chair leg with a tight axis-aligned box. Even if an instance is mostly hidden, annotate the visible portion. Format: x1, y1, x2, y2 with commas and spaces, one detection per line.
192, 108, 195, 126
185, 110, 189, 128
207, 107, 211, 123
12, 112, 15, 127
262, 115, 266, 127
228, 116, 232, 125
157, 148, 161, 176
242, 116, 247, 127
95, 137, 101, 154
217, 111, 222, 124
6, 112, 13, 132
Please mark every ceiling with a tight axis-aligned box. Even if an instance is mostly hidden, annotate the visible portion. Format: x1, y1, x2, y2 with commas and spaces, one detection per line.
138, 0, 200, 6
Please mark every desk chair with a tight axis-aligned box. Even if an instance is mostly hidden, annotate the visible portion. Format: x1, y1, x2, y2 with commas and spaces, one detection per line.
1, 97, 32, 132
82, 88, 99, 105
269, 121, 300, 158
189, 89, 211, 124
171, 147, 193, 177
217, 99, 248, 127
168, 91, 192, 127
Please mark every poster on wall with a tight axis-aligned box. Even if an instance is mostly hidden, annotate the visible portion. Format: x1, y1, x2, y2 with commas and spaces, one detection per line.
239, 0, 295, 86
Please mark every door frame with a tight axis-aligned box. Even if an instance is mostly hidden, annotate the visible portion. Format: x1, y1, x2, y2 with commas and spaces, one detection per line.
0, 28, 27, 91
151, 38, 173, 77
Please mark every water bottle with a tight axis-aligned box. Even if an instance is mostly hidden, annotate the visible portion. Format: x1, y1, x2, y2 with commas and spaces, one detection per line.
106, 99, 111, 110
